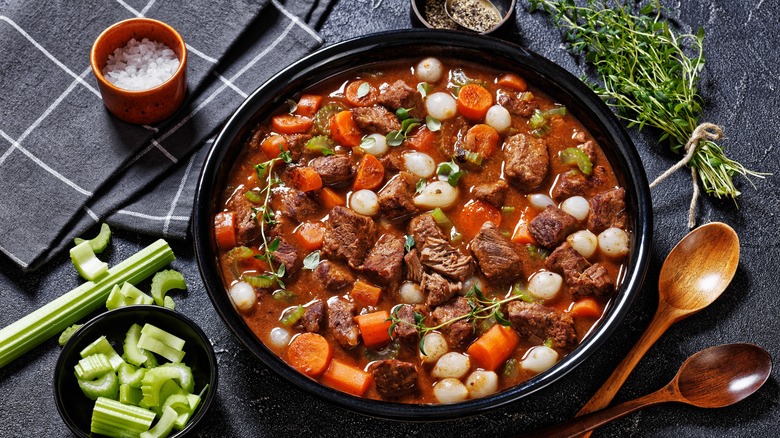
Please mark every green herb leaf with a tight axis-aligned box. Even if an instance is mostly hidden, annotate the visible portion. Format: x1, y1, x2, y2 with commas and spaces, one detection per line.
356, 82, 370, 99
417, 82, 432, 98
272, 289, 297, 302
415, 178, 427, 194
360, 136, 376, 150
404, 235, 415, 252
267, 237, 281, 253
279, 149, 293, 164
386, 130, 405, 147
395, 107, 411, 121
276, 263, 286, 278
253, 163, 268, 180
425, 116, 441, 132
401, 117, 423, 135
303, 251, 321, 270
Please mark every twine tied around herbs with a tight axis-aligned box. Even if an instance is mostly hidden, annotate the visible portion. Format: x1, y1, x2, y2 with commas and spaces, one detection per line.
649, 122, 723, 229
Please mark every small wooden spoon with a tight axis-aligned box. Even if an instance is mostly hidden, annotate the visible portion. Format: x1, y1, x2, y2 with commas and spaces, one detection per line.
522, 343, 772, 438
576, 222, 740, 437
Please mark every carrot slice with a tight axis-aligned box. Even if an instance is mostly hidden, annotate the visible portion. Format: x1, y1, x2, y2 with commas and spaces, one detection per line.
458, 200, 502, 241
463, 124, 499, 158
319, 187, 346, 209
457, 84, 493, 121
569, 297, 603, 319
353, 154, 385, 191
321, 359, 373, 396
295, 94, 323, 117
354, 310, 392, 348
272, 114, 313, 134
214, 212, 237, 250
407, 126, 439, 155
350, 280, 383, 307
260, 134, 289, 159
344, 80, 378, 107
467, 324, 520, 371
330, 110, 363, 147
497, 73, 528, 92
287, 333, 333, 377
511, 208, 538, 245
289, 167, 323, 192
294, 222, 326, 251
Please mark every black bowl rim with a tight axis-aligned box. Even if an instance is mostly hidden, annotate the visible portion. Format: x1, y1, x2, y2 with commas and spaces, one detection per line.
193, 29, 652, 422
53, 305, 219, 437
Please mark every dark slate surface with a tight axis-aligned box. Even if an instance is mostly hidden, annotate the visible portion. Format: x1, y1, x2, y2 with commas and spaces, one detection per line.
1, 1, 778, 437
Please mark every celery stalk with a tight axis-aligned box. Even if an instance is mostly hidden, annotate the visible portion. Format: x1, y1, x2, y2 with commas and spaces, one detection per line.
74, 223, 112, 254
140, 406, 178, 438
91, 397, 155, 436
0, 239, 175, 368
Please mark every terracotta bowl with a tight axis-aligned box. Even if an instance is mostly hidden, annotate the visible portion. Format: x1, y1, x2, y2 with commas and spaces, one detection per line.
90, 18, 188, 125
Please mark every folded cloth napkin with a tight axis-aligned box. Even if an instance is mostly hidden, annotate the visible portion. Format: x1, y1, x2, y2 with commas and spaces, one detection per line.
0, 0, 329, 270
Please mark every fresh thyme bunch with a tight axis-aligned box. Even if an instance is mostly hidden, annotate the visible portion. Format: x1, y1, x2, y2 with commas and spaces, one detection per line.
530, 0, 763, 201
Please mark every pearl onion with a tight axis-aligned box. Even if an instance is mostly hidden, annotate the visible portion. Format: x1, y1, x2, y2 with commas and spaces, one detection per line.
420, 332, 449, 363
521, 346, 559, 374
528, 271, 563, 300
426, 92, 457, 120
528, 193, 555, 210
465, 370, 499, 399
414, 180, 460, 209
360, 133, 388, 156
416, 57, 444, 82
567, 230, 598, 258
229, 281, 256, 311
433, 378, 469, 403
432, 352, 471, 379
399, 282, 424, 304
485, 104, 512, 133
268, 327, 291, 349
598, 227, 629, 258
403, 152, 436, 178
560, 196, 590, 221
350, 189, 379, 216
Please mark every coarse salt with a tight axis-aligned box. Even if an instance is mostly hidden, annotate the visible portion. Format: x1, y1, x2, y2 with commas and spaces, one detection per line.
102, 38, 179, 91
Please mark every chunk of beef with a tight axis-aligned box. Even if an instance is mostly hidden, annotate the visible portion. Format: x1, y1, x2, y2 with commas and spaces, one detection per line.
471, 180, 509, 208
504, 133, 549, 190
577, 140, 598, 165
422, 271, 462, 307
351, 105, 401, 134
313, 260, 354, 291
227, 194, 261, 245
442, 116, 469, 156
270, 237, 301, 276
310, 155, 354, 185
545, 242, 591, 286
361, 234, 405, 287
281, 133, 311, 161
588, 187, 627, 234
378, 80, 424, 118
378, 172, 418, 220
299, 300, 325, 333
498, 91, 539, 117
528, 206, 579, 249
407, 213, 446, 247
551, 166, 609, 200
379, 151, 405, 172
271, 187, 318, 223
391, 304, 418, 342
507, 301, 577, 349
571, 263, 614, 298
404, 249, 424, 283
368, 360, 418, 398
328, 298, 359, 349
431, 297, 474, 348
470, 222, 523, 284
322, 206, 376, 269
420, 237, 474, 281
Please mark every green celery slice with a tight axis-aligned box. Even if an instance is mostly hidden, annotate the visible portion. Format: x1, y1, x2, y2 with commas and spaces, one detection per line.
58, 323, 83, 347
119, 384, 143, 406
0, 239, 175, 368
118, 363, 146, 388
80, 336, 124, 371
91, 397, 155, 436
559, 147, 593, 176
137, 336, 184, 363
150, 270, 186, 306
75, 353, 113, 381
70, 241, 109, 281
139, 406, 178, 438
120, 282, 155, 305
140, 324, 185, 350
106, 285, 128, 310
141, 363, 195, 407
123, 324, 149, 367
77, 371, 119, 400
74, 223, 111, 254
163, 296, 175, 310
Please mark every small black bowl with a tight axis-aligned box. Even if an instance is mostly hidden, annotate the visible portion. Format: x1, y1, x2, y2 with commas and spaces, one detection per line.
410, 0, 516, 35
54, 306, 218, 437
193, 30, 652, 421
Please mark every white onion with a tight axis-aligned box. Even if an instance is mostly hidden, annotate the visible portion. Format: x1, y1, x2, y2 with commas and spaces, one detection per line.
485, 105, 512, 133
420, 332, 449, 363
403, 152, 436, 178
560, 196, 590, 221
229, 281, 256, 311
432, 352, 471, 379
433, 378, 469, 403
465, 370, 499, 399
360, 133, 388, 156
567, 230, 598, 258
426, 92, 457, 120
598, 227, 629, 258
414, 180, 460, 209
528, 193, 555, 210
268, 327, 291, 349
528, 271, 563, 300
521, 346, 559, 374
416, 57, 444, 82
350, 189, 379, 216
461, 276, 483, 296
399, 281, 425, 304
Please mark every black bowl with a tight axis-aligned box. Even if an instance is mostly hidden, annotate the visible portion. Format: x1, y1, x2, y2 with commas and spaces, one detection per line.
193, 30, 652, 421
54, 306, 218, 437
410, 0, 517, 35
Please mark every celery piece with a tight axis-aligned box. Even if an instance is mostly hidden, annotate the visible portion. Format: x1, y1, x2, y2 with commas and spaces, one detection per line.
58, 323, 83, 347
141, 363, 195, 407
140, 324, 186, 351
559, 147, 593, 176
150, 270, 187, 306
118, 363, 146, 388
74, 223, 112, 254
138, 335, 185, 363
173, 393, 201, 430
0, 239, 175, 368
120, 282, 154, 305
163, 296, 175, 310
119, 384, 143, 406
430, 207, 454, 230
80, 336, 125, 371
123, 324, 149, 367
140, 406, 178, 438
106, 285, 128, 310
91, 397, 155, 437
75, 353, 113, 381
77, 371, 119, 401
70, 241, 109, 281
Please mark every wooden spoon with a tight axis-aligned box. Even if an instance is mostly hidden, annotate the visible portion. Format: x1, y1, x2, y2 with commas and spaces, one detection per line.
575, 222, 740, 437
521, 343, 772, 438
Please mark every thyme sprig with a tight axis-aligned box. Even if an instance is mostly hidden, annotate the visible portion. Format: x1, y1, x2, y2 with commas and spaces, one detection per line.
530, 0, 765, 200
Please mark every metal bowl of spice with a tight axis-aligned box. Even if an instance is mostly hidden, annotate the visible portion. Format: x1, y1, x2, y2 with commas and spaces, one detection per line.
411, 0, 516, 34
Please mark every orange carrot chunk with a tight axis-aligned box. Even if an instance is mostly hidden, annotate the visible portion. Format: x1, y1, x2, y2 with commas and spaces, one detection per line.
511, 208, 538, 245
459, 200, 502, 241
467, 324, 520, 371
272, 114, 314, 134
354, 310, 392, 348
407, 126, 439, 155
457, 84, 493, 121
321, 359, 373, 396
330, 110, 363, 147
353, 154, 385, 191
287, 332, 333, 377
463, 124, 499, 158
289, 167, 323, 193
344, 80, 378, 107
294, 222, 326, 251
350, 280, 383, 307
497, 73, 528, 92
569, 297, 603, 319
214, 212, 237, 250
295, 94, 323, 117
260, 134, 289, 159
319, 187, 346, 209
